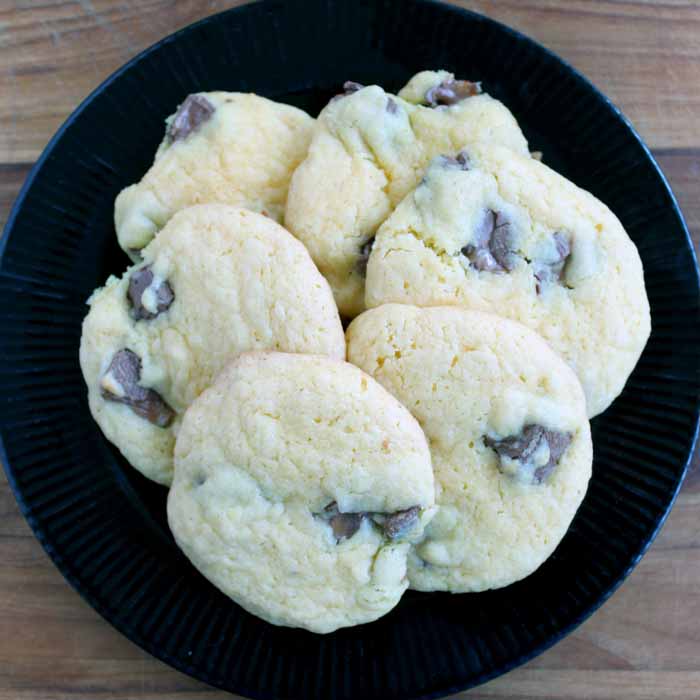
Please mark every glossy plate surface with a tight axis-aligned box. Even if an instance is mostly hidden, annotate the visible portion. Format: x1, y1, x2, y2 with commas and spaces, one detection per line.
1, 1, 699, 698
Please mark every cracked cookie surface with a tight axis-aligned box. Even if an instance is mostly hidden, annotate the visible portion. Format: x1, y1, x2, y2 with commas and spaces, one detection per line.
80, 205, 344, 485
284, 70, 528, 318
365, 144, 651, 417
167, 352, 434, 633
115, 92, 314, 257
347, 304, 592, 593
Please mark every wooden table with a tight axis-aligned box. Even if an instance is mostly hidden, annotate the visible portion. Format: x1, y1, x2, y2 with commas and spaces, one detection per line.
1, 1, 699, 698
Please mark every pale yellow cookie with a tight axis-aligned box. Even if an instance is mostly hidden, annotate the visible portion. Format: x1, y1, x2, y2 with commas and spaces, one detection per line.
115, 92, 314, 256
80, 205, 344, 485
365, 144, 651, 417
347, 304, 592, 592
168, 352, 434, 633
284, 72, 528, 318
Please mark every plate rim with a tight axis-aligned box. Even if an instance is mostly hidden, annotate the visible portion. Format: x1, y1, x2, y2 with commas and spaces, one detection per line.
1, 0, 699, 697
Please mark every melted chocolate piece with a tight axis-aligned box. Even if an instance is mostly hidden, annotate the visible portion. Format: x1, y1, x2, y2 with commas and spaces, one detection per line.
330, 81, 365, 103
321, 502, 422, 542
101, 349, 175, 428
462, 210, 518, 272
322, 502, 363, 543
535, 429, 573, 483
330, 512, 364, 542
382, 506, 420, 539
485, 424, 573, 484
167, 94, 215, 143
425, 79, 481, 107
533, 233, 571, 293
127, 266, 174, 320
342, 80, 364, 94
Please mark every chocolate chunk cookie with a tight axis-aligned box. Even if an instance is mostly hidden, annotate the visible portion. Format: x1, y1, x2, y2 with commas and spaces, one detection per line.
284, 70, 528, 318
365, 143, 651, 417
80, 205, 344, 485
168, 352, 434, 632
115, 92, 314, 257
347, 305, 592, 593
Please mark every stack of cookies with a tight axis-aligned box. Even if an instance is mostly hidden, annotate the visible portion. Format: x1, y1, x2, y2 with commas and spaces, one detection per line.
80, 71, 650, 633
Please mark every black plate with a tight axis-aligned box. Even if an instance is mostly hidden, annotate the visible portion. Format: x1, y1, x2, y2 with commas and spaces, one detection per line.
1, 1, 699, 698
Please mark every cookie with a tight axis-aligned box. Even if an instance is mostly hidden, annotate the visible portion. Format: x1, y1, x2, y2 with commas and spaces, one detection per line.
115, 92, 314, 257
347, 304, 592, 593
167, 352, 435, 633
80, 205, 345, 485
284, 71, 528, 318
365, 144, 651, 417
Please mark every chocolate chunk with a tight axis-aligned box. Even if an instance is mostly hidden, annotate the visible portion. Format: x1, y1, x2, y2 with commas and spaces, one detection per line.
343, 80, 364, 94
357, 235, 376, 276
322, 502, 364, 543
101, 349, 175, 428
425, 79, 481, 107
490, 212, 518, 270
462, 210, 518, 272
382, 506, 420, 539
127, 265, 174, 320
463, 211, 500, 271
439, 151, 470, 171
535, 429, 573, 483
330, 512, 364, 542
485, 424, 573, 484
331, 81, 365, 103
167, 94, 215, 143
386, 97, 399, 114
487, 424, 545, 462
533, 232, 571, 293
554, 232, 570, 259
321, 502, 421, 542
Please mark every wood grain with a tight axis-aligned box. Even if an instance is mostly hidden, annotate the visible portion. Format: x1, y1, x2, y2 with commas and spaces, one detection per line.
0, 1, 698, 699
1, 0, 700, 163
